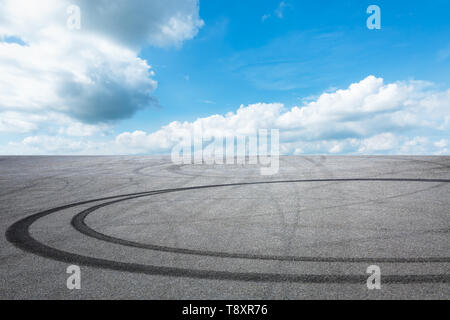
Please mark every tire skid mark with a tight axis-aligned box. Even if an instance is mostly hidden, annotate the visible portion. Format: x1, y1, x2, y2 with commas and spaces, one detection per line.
6, 178, 450, 283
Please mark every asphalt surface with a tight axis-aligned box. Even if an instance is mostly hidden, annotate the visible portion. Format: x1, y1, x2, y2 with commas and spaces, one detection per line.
0, 156, 449, 299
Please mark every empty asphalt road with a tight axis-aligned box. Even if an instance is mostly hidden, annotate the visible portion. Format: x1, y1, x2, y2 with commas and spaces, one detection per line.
0, 156, 449, 299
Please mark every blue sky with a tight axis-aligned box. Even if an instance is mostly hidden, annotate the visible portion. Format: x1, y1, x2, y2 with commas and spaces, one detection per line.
135, 0, 449, 128
0, 0, 449, 155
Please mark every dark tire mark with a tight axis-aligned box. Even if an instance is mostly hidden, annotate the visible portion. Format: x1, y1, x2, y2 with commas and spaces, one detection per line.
72, 187, 450, 263
6, 178, 450, 283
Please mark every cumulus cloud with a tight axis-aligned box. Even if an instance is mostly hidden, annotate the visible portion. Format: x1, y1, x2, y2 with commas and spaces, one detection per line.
0, 0, 203, 48
2, 76, 449, 156
77, 0, 204, 48
0, 0, 202, 132
0, 36, 157, 124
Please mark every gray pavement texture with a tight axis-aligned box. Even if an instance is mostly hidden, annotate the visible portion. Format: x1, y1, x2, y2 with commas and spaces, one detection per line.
0, 156, 449, 299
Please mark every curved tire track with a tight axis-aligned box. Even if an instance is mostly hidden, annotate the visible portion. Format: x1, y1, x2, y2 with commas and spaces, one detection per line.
6, 178, 450, 283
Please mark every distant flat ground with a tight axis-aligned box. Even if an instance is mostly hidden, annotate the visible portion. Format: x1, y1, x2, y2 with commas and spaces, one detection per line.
0, 156, 449, 299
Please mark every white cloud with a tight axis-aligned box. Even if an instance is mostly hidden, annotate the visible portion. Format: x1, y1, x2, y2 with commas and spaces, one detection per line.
57, 121, 111, 137
0, 0, 202, 134
0, 111, 40, 133
2, 76, 449, 156
262, 2, 289, 22
358, 133, 398, 153
434, 139, 448, 148
275, 1, 288, 18
0, 0, 203, 48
